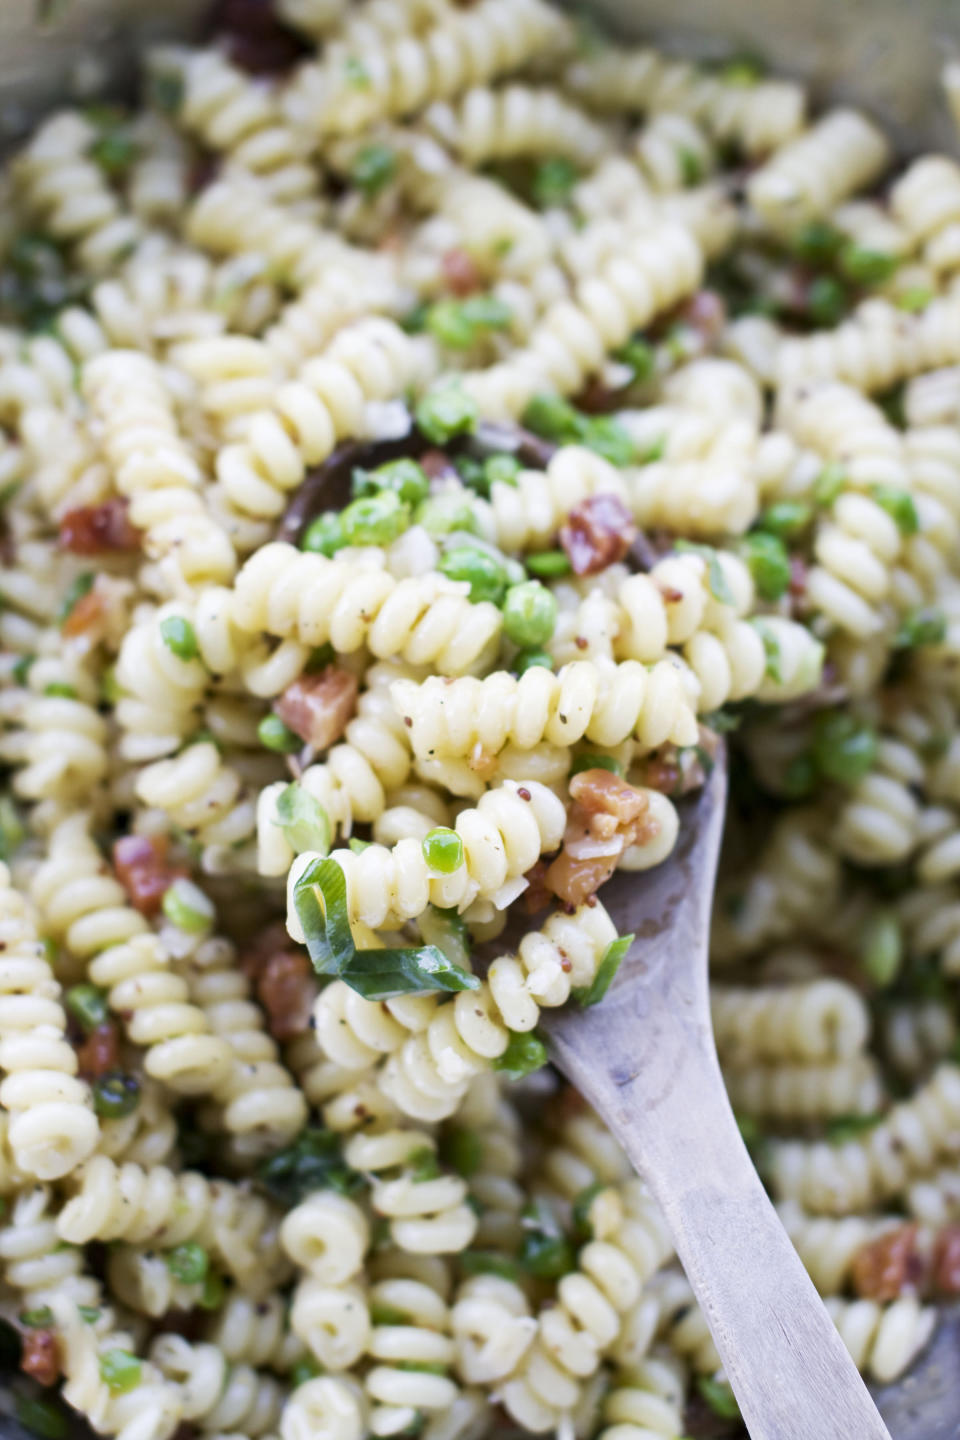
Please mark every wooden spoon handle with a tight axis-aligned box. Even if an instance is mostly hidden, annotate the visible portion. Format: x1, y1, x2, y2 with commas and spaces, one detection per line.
564, 1039, 892, 1440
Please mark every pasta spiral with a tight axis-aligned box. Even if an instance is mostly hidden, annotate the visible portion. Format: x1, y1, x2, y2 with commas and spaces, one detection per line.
747, 109, 890, 230
777, 1203, 905, 1297
424, 85, 608, 167
0, 1183, 100, 1309
0, 864, 99, 1179
344, 1128, 479, 1254
597, 1357, 686, 1440
722, 1056, 885, 1123
825, 1297, 937, 1384
150, 1334, 285, 1436
712, 979, 870, 1065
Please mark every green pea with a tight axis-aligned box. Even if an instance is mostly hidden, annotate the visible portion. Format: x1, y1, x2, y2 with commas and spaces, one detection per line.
162, 878, 215, 933
43, 682, 77, 698
258, 714, 302, 753
341, 490, 410, 547
679, 146, 705, 185
440, 1126, 483, 1178
525, 549, 571, 579
614, 336, 655, 383
813, 462, 847, 507
895, 605, 947, 649
198, 1270, 225, 1311
350, 143, 396, 197
790, 220, 844, 266
532, 156, 579, 207
426, 299, 477, 349
521, 1228, 574, 1278
740, 532, 791, 601
756, 501, 813, 539
492, 1030, 547, 1078
811, 712, 877, 787
522, 392, 579, 442
698, 1376, 741, 1420
166, 1242, 208, 1285
414, 494, 479, 536
19, 1306, 54, 1328
415, 384, 478, 445
99, 1348, 142, 1394
93, 1072, 140, 1120
438, 545, 508, 605
290, 1359, 324, 1388
484, 453, 522, 489
514, 649, 554, 675
159, 615, 199, 661
15, 1396, 69, 1440
90, 131, 138, 179
65, 983, 109, 1033
370, 458, 430, 506
301, 512, 345, 556
502, 580, 557, 648
421, 827, 464, 874
871, 485, 919, 535
861, 911, 902, 987
839, 244, 899, 287
897, 286, 933, 313
807, 274, 849, 327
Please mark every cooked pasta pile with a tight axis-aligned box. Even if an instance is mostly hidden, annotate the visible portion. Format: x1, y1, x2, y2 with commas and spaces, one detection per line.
1, 1, 959, 1435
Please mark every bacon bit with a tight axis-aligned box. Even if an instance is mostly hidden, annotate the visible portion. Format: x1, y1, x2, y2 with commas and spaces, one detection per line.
276, 667, 358, 750
853, 1224, 922, 1302
522, 859, 552, 915
21, 1330, 61, 1387
61, 587, 105, 640
680, 289, 727, 347
637, 748, 682, 795
559, 494, 637, 577
933, 1226, 960, 1296
239, 922, 292, 984
547, 771, 660, 907
113, 834, 187, 917
419, 449, 457, 480
442, 248, 483, 296
76, 1021, 120, 1081
211, 0, 310, 74
574, 377, 622, 415
257, 950, 316, 1041
59, 498, 140, 556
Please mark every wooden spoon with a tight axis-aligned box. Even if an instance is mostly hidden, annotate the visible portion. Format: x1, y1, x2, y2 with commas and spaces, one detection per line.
539, 745, 892, 1440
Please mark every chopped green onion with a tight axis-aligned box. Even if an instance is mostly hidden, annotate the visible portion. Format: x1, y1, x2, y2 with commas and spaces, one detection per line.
520, 1227, 574, 1279
159, 615, 199, 661
839, 245, 899, 287
162, 878, 215, 933
99, 1349, 142, 1393
370, 1301, 410, 1326
894, 606, 946, 650
679, 146, 704, 185
811, 712, 877, 786
897, 286, 933, 313
422, 827, 464, 875
614, 336, 655, 383
350, 143, 396, 197
166, 1243, 208, 1285
344, 56, 371, 88
407, 1146, 441, 1182
440, 1126, 483, 1178
674, 541, 736, 605
870, 485, 918, 535
258, 714, 302, 753
492, 1031, 547, 1079
459, 1249, 522, 1280
43, 682, 77, 698
697, 1376, 741, 1420
790, 220, 843, 266
572, 934, 634, 1007
348, 837, 371, 854
569, 754, 624, 778
276, 784, 332, 857
740, 532, 791, 601
0, 797, 25, 860
502, 580, 557, 648
90, 130, 138, 179
78, 1306, 100, 1324
571, 1181, 607, 1240
93, 1072, 140, 1120
813, 462, 847, 507
58, 572, 94, 625
12, 653, 35, 685
290, 1358, 324, 1387
258, 1126, 365, 1206
438, 545, 508, 605
751, 618, 782, 682
415, 383, 478, 445
65, 983, 109, 1033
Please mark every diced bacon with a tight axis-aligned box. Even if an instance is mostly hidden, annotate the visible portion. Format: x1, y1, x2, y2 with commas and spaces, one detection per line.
545, 847, 620, 909
59, 498, 140, 555
21, 1330, 61, 1387
569, 768, 649, 824
442, 248, 483, 296
276, 667, 358, 750
211, 0, 309, 74
419, 449, 457, 480
560, 494, 637, 577
547, 773, 659, 906
522, 859, 551, 915
853, 1224, 922, 1302
933, 1226, 960, 1296
113, 834, 187, 917
257, 949, 315, 1041
76, 1022, 120, 1081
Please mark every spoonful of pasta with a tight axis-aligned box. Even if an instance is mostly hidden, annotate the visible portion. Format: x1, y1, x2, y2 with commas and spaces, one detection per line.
538, 748, 892, 1440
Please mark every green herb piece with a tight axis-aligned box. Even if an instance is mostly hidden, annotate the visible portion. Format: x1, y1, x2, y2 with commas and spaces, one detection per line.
581, 415, 635, 466
421, 827, 464, 875
58, 571, 94, 625
491, 1030, 547, 1079
99, 1348, 142, 1394
826, 1113, 884, 1145
502, 580, 557, 648
258, 713, 302, 754
162, 878, 214, 933
348, 837, 371, 854
159, 615, 199, 661
839, 245, 899, 287
813, 461, 847, 507
673, 541, 735, 605
860, 911, 902, 987
275, 784, 332, 857
438, 545, 508, 605
614, 336, 655, 383
807, 274, 849, 327
525, 549, 572, 579
65, 983, 109, 1033
740, 531, 791, 600
19, 1306, 54, 1328
258, 1126, 364, 1206
93, 1071, 140, 1120
12, 654, 35, 685
751, 618, 782, 682
90, 130, 138, 179
350, 143, 396, 197
520, 1201, 574, 1278
415, 383, 478, 445
294, 855, 480, 1000
897, 286, 933, 313
522, 392, 579, 443
697, 1376, 741, 1420
340, 491, 410, 548
353, 458, 429, 506
344, 56, 371, 88
678, 146, 705, 185
572, 934, 634, 1007
198, 1270, 225, 1311
756, 501, 813, 539
301, 512, 345, 556
810, 712, 877, 788
15, 1396, 68, 1440
571, 1181, 607, 1241
791, 220, 843, 267
459, 1250, 523, 1279
78, 1306, 100, 1324
370, 1302, 409, 1326
416, 905, 470, 972
870, 485, 918, 535
440, 1126, 483, 1178
407, 1146, 441, 1182
532, 156, 579, 207
894, 606, 946, 650
569, 753, 624, 779
166, 1243, 208, 1285
514, 648, 554, 675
